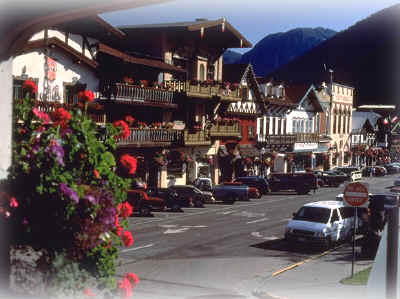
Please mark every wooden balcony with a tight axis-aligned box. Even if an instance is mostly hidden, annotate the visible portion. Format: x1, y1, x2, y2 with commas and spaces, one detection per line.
164, 80, 242, 102
295, 133, 320, 143
117, 128, 183, 147
100, 83, 177, 108
184, 130, 211, 146
258, 133, 319, 145
209, 123, 241, 138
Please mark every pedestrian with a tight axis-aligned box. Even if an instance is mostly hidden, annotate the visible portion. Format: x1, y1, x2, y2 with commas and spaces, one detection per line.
371, 166, 375, 177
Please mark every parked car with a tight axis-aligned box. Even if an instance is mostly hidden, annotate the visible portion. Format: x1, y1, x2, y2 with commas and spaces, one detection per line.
285, 201, 360, 249
312, 170, 347, 187
361, 166, 387, 177
332, 166, 362, 181
126, 189, 165, 216
146, 188, 183, 212
268, 172, 318, 195
212, 182, 249, 203
234, 176, 269, 194
383, 163, 400, 174
168, 185, 210, 207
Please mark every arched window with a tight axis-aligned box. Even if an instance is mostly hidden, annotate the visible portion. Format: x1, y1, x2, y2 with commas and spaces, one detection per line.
199, 64, 205, 81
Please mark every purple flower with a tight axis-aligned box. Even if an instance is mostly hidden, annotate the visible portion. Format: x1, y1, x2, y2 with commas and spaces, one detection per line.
85, 195, 98, 204
59, 183, 79, 204
61, 128, 72, 138
45, 139, 65, 166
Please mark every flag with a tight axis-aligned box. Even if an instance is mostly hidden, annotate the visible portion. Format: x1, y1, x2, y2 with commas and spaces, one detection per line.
383, 118, 389, 125
391, 116, 398, 123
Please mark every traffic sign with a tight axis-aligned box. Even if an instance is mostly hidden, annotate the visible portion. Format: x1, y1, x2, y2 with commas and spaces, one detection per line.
343, 182, 369, 207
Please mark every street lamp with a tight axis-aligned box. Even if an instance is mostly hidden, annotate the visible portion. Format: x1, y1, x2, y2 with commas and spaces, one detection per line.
260, 147, 266, 177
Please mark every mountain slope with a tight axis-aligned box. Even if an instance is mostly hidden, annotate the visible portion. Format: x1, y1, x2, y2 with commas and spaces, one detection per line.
238, 27, 336, 76
223, 50, 242, 64
267, 4, 400, 107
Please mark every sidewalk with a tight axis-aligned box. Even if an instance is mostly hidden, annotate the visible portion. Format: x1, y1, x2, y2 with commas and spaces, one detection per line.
248, 244, 374, 299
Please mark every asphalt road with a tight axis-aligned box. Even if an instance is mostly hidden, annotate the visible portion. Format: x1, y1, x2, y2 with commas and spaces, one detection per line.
117, 174, 397, 299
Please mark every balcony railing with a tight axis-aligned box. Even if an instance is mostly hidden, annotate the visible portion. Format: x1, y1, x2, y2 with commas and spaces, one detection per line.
100, 83, 177, 107
209, 123, 241, 137
184, 130, 211, 146
258, 133, 319, 145
117, 128, 183, 147
295, 133, 319, 143
164, 80, 242, 102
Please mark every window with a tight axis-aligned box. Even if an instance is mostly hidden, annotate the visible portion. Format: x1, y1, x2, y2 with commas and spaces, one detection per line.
266, 117, 270, 135
13, 77, 39, 101
330, 209, 339, 223
316, 114, 320, 133
292, 120, 297, 133
259, 118, 264, 137
277, 118, 281, 135
333, 113, 337, 134
272, 117, 276, 135
199, 64, 205, 81
300, 120, 304, 133
283, 119, 287, 134
248, 125, 255, 139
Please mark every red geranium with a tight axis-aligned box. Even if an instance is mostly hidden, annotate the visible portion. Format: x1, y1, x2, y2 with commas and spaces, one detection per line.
113, 120, 130, 139
52, 107, 71, 127
9, 197, 18, 208
124, 272, 140, 287
77, 90, 95, 102
120, 154, 137, 175
121, 230, 134, 247
125, 115, 135, 125
93, 169, 100, 179
117, 202, 133, 218
118, 277, 132, 299
22, 79, 38, 95
32, 108, 50, 124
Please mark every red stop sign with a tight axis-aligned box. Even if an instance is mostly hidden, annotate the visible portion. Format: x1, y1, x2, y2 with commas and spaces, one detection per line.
343, 182, 369, 207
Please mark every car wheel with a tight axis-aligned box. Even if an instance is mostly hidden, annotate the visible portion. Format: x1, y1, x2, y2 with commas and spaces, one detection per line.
171, 203, 182, 212
139, 206, 151, 217
256, 189, 262, 199
323, 237, 332, 250
194, 198, 204, 208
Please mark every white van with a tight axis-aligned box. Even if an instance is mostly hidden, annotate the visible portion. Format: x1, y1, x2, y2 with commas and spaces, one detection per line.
284, 201, 358, 249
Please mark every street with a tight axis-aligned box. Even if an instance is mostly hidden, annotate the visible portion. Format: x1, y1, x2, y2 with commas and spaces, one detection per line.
117, 174, 396, 299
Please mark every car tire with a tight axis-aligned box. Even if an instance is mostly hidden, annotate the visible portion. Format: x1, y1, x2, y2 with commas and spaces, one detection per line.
139, 206, 151, 217
194, 198, 204, 208
256, 189, 262, 199
323, 237, 332, 250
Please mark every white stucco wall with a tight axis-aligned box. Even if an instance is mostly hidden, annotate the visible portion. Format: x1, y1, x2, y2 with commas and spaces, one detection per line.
12, 48, 99, 102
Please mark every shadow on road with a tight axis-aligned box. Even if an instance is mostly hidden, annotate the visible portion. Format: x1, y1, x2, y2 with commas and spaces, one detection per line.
250, 238, 324, 255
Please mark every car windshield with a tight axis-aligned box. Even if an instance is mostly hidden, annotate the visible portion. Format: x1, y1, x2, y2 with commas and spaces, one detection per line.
293, 207, 331, 223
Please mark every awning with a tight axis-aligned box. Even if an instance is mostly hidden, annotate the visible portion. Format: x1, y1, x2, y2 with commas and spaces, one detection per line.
97, 43, 187, 74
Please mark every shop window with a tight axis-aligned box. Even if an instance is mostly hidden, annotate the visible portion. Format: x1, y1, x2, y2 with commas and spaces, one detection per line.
199, 64, 205, 82
13, 77, 39, 101
248, 125, 255, 139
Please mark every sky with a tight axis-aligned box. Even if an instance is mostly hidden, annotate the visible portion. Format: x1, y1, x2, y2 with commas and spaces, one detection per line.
101, 0, 400, 54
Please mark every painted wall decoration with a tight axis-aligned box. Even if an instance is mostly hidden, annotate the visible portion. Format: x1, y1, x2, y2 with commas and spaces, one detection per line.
47, 57, 57, 81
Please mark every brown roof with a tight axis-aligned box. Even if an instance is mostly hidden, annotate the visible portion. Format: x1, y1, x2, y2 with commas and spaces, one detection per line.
55, 15, 126, 41
19, 37, 98, 69
97, 43, 187, 74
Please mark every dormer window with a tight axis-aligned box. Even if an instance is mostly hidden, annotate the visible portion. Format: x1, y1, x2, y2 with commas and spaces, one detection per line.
266, 82, 272, 97
278, 85, 284, 98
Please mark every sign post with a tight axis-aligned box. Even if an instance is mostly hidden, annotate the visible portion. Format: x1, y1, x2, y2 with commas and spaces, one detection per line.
343, 182, 369, 277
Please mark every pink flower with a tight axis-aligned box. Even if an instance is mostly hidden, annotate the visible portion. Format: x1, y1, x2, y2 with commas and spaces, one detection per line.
121, 230, 134, 247
32, 108, 50, 124
118, 277, 132, 299
124, 272, 140, 287
9, 197, 18, 208
83, 288, 95, 297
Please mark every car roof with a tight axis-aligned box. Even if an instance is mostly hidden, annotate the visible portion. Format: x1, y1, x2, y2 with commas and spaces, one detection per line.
304, 201, 345, 208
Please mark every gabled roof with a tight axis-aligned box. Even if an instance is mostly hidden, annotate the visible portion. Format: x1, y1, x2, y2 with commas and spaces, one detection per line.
285, 84, 324, 112
19, 37, 98, 69
352, 111, 381, 128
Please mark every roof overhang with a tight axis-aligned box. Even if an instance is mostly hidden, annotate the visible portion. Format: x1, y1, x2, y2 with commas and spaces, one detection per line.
18, 37, 98, 69
0, 0, 173, 60
97, 42, 187, 74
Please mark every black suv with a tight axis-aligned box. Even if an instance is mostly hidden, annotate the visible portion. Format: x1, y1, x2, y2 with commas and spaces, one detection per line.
168, 185, 208, 207
147, 188, 183, 212
235, 176, 269, 194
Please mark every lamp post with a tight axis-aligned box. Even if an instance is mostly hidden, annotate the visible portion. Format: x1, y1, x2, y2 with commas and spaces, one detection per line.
260, 147, 266, 177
